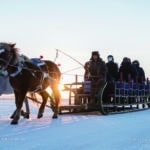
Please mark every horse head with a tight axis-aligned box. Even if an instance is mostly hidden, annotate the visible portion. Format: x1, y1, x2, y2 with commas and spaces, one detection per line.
0, 42, 19, 71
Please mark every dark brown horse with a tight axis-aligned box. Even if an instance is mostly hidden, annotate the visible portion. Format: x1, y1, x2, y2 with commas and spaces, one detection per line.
0, 42, 61, 124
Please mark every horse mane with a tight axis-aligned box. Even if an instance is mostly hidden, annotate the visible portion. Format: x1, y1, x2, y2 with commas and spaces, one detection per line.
8, 43, 20, 65
9, 43, 19, 53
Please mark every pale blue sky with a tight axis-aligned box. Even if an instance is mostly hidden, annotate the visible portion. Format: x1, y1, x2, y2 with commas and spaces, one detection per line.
0, 0, 150, 82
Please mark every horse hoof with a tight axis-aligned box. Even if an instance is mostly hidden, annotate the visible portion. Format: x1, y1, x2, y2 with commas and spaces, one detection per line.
10, 115, 14, 119
52, 115, 58, 119
24, 113, 30, 119
11, 120, 18, 125
23, 113, 30, 119
21, 110, 30, 119
37, 114, 43, 119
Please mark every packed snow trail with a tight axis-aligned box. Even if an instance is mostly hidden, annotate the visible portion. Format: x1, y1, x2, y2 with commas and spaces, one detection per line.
0, 98, 150, 150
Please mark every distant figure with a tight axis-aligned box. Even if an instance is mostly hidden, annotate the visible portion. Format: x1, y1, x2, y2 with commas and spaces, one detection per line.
132, 60, 145, 83
119, 57, 136, 82
84, 51, 106, 94
106, 55, 118, 81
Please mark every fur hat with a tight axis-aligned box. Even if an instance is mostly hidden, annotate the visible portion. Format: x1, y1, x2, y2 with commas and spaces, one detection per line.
92, 51, 99, 56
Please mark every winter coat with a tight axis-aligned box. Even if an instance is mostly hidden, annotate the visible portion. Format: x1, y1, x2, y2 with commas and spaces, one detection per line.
106, 61, 118, 81
133, 66, 145, 83
119, 61, 136, 82
84, 58, 106, 83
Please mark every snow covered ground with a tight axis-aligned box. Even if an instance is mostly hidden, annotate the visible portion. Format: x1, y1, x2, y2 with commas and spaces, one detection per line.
0, 95, 150, 150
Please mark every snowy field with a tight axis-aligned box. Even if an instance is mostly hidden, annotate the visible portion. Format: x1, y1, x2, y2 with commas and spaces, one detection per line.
0, 95, 150, 150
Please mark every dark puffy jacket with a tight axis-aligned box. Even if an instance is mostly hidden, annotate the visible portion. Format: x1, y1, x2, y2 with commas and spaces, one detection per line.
134, 66, 145, 83
84, 58, 106, 82
106, 61, 118, 81
119, 61, 136, 82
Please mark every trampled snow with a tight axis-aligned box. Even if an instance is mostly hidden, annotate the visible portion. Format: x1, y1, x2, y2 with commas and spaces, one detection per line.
0, 96, 150, 150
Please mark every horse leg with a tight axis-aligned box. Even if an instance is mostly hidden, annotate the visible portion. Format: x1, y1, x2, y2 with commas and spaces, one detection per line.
51, 86, 60, 119
11, 91, 26, 125
37, 91, 49, 118
10, 91, 19, 119
10, 96, 30, 119
21, 97, 30, 119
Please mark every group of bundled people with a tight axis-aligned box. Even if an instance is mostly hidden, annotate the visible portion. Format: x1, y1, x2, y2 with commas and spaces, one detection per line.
106, 55, 145, 83
84, 51, 146, 93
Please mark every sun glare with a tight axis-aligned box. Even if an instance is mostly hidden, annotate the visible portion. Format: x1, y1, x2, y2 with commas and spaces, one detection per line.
58, 83, 65, 91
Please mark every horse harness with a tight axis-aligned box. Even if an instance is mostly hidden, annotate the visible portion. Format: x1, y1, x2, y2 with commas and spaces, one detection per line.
1, 55, 50, 92
0, 43, 61, 92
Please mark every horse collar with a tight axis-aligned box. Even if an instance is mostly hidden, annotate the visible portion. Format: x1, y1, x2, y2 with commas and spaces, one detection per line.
9, 63, 23, 77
